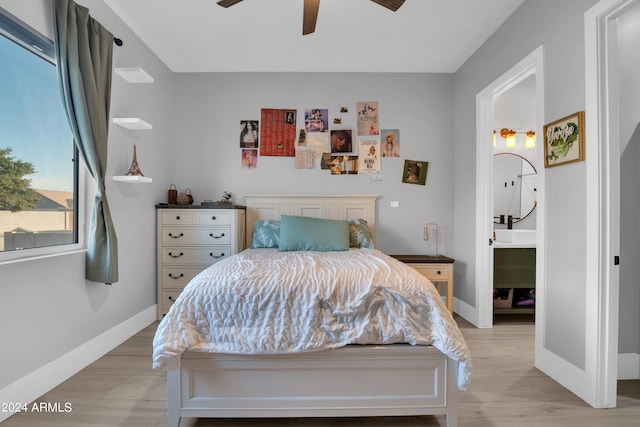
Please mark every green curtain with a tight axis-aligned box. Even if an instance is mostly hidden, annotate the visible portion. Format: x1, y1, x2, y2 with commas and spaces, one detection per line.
53, 0, 118, 284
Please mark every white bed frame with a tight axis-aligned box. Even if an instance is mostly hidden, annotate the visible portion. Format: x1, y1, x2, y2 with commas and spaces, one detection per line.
166, 194, 459, 427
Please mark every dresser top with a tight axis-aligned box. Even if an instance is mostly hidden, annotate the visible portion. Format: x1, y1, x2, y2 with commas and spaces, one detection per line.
156, 203, 246, 210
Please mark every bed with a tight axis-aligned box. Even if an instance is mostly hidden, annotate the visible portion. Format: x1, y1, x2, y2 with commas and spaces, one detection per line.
153, 194, 471, 427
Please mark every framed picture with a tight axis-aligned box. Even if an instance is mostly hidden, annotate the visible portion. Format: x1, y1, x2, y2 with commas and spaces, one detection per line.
402, 160, 428, 185
543, 111, 585, 168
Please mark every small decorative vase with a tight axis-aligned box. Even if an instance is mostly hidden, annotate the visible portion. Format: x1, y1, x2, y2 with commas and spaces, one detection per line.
176, 192, 190, 205
168, 184, 177, 204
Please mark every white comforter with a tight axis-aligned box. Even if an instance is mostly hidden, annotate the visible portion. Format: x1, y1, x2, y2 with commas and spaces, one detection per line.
152, 248, 472, 390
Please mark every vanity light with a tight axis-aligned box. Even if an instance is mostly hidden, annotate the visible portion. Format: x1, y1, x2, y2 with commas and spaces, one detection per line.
495, 128, 535, 149
525, 130, 536, 148
500, 128, 517, 148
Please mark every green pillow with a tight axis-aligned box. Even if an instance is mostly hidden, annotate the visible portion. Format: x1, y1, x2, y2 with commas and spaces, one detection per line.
250, 220, 280, 248
349, 219, 375, 248
279, 215, 349, 251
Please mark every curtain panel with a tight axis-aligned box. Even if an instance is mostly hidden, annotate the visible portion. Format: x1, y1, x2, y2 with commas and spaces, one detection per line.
53, 0, 118, 284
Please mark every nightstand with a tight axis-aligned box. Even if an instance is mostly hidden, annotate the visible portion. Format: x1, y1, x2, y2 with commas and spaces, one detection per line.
390, 254, 454, 314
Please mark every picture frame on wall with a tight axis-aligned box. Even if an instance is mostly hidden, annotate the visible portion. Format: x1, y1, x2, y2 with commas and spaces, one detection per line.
402, 160, 428, 185
543, 111, 585, 168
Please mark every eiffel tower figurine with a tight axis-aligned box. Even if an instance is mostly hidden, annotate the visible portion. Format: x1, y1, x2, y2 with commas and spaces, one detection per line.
126, 144, 144, 176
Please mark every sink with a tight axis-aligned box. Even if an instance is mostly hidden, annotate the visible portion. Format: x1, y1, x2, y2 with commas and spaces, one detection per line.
494, 229, 536, 244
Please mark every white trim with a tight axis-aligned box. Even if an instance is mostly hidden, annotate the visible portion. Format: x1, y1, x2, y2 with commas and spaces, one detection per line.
453, 296, 485, 328
0, 305, 157, 423
475, 46, 544, 330
618, 353, 640, 380
584, 0, 637, 409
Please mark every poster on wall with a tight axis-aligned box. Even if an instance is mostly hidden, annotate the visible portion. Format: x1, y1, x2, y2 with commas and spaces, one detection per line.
330, 129, 353, 153
330, 155, 359, 175
381, 129, 400, 157
260, 109, 297, 157
295, 148, 314, 169
305, 134, 330, 159
239, 120, 258, 148
356, 101, 379, 136
402, 159, 428, 185
241, 149, 258, 169
305, 109, 328, 133
358, 139, 380, 173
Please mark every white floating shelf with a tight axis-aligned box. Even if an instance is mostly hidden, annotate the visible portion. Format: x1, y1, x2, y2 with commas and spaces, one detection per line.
115, 67, 154, 83
113, 118, 152, 130
113, 175, 153, 183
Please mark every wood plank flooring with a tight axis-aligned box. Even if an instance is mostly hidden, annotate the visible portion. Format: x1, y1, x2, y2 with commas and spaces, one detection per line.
3, 315, 639, 426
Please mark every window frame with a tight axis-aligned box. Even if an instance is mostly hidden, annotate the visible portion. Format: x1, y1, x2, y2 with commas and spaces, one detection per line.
0, 7, 85, 264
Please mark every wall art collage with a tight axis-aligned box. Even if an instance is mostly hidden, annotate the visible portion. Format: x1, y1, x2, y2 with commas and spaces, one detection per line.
237, 102, 427, 185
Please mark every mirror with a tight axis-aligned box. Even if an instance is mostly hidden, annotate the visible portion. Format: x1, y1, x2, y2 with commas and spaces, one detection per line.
493, 153, 537, 224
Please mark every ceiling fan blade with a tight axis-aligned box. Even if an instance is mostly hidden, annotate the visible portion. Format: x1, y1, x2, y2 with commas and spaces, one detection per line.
370, 0, 405, 12
303, 0, 320, 35
217, 0, 243, 7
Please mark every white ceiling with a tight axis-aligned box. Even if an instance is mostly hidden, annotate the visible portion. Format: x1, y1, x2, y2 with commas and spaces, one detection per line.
103, 0, 526, 73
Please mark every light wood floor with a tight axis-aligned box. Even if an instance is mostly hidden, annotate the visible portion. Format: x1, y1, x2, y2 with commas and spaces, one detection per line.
3, 315, 639, 426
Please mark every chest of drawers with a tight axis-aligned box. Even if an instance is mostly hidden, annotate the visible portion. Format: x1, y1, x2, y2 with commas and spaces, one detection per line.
156, 206, 246, 319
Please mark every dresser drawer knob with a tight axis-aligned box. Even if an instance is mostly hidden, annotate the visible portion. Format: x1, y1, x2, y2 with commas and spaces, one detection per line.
211, 216, 217, 220
209, 232, 225, 239
168, 252, 183, 258
209, 252, 225, 258
168, 295, 177, 302
168, 273, 184, 279
175, 215, 180, 220
437, 270, 442, 275
168, 232, 184, 238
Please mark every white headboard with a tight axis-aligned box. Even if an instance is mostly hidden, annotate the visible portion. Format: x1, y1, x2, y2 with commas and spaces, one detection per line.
244, 194, 377, 248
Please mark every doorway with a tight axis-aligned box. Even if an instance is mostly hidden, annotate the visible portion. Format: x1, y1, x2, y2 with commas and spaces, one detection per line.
475, 46, 545, 332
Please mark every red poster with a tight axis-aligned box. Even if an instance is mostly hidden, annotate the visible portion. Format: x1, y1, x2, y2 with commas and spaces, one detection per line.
260, 109, 297, 157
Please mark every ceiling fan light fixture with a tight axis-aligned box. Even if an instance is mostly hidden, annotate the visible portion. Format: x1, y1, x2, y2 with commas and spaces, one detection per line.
217, 0, 405, 35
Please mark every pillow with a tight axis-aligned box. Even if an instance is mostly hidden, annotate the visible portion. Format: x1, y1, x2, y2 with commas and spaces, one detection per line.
279, 215, 349, 251
250, 219, 281, 248
349, 219, 375, 248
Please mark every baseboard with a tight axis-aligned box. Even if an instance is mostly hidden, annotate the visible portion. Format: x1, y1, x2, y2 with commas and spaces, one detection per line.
0, 305, 157, 423
618, 353, 640, 380
453, 297, 483, 327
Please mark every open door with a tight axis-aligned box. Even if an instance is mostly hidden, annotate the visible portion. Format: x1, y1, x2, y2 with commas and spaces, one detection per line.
581, 0, 640, 408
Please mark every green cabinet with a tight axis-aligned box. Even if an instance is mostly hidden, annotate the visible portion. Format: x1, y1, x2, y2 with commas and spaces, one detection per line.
493, 247, 536, 314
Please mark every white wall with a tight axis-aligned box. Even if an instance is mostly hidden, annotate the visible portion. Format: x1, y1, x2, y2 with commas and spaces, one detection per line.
453, 0, 600, 367
170, 72, 456, 256
0, 0, 174, 398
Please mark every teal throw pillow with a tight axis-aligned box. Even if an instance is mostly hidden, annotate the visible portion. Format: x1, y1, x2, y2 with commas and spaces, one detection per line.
251, 220, 281, 248
349, 219, 375, 248
279, 215, 349, 251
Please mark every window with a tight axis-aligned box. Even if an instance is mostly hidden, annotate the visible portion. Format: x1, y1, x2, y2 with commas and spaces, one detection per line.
0, 8, 80, 261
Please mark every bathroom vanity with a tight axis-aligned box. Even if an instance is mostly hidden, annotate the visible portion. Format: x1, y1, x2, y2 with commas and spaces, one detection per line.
493, 240, 536, 314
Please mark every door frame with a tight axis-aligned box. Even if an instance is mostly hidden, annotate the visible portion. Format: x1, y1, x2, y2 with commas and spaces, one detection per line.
583, 0, 636, 408
475, 45, 545, 329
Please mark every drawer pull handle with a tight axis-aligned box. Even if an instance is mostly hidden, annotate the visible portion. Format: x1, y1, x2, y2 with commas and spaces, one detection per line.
168, 232, 184, 238
176, 216, 180, 220
209, 252, 225, 259
168, 273, 184, 279
168, 252, 183, 258
209, 233, 225, 239
168, 295, 177, 302
437, 270, 442, 275
211, 216, 217, 220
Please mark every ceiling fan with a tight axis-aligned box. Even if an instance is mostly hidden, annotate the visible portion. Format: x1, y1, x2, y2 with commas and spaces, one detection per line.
216, 0, 406, 35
